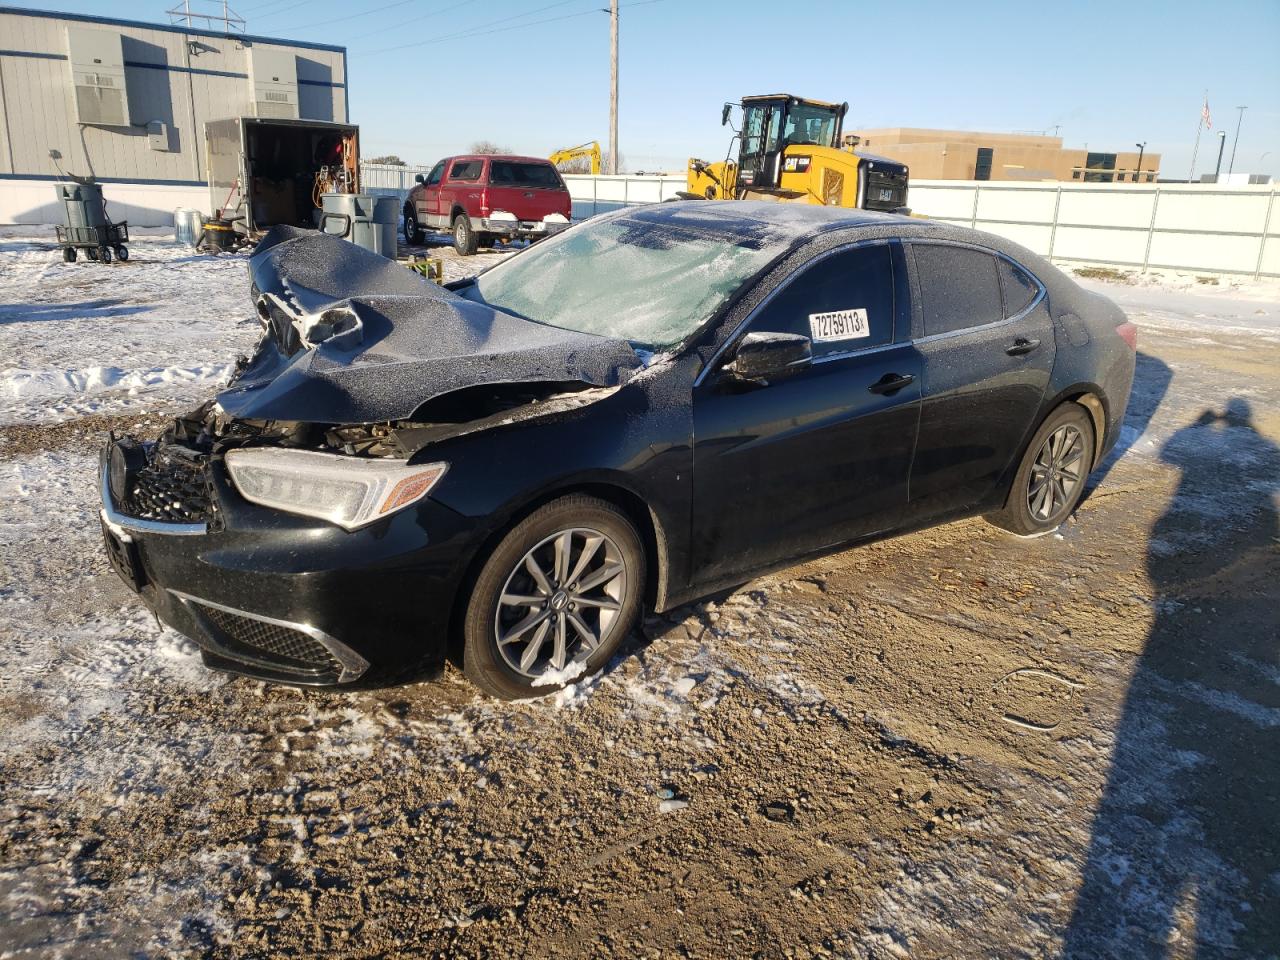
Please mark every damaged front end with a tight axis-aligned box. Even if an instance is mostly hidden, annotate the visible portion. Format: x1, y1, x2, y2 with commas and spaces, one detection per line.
98, 227, 647, 685
105, 224, 644, 527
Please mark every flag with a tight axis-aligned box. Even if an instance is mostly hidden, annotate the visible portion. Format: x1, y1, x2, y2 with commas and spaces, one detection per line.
1202, 98, 1212, 129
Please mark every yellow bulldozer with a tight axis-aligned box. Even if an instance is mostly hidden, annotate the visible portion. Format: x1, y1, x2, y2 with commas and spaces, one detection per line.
684, 94, 909, 213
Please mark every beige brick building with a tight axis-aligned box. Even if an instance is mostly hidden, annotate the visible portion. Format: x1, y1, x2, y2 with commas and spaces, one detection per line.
847, 128, 1161, 183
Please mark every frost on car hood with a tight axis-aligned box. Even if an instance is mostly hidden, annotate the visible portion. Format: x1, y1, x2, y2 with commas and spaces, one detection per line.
215, 227, 642, 424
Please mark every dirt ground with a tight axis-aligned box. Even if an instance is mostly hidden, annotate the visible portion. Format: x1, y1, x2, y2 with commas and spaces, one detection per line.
1, 246, 1277, 958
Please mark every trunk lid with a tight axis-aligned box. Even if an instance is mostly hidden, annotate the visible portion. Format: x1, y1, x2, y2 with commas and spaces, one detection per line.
484, 160, 570, 221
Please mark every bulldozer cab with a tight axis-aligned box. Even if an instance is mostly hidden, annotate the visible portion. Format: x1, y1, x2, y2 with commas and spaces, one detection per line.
734, 95, 847, 193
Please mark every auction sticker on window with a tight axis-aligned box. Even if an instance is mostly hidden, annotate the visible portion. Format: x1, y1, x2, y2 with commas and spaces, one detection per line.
809, 308, 869, 342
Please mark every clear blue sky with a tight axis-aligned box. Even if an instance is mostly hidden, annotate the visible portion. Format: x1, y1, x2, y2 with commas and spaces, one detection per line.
26, 0, 1280, 179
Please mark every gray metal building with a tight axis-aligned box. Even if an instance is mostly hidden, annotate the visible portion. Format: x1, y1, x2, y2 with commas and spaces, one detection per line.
0, 6, 347, 188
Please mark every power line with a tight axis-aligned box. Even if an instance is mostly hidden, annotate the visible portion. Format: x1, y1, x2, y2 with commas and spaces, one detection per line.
356, 0, 661, 56
237, 0, 297, 13
347, 0, 572, 43
286, 0, 419, 32
248, 0, 315, 24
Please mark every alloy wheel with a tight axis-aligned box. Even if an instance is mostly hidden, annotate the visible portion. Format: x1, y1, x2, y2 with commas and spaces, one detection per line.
1027, 424, 1085, 522
493, 527, 627, 679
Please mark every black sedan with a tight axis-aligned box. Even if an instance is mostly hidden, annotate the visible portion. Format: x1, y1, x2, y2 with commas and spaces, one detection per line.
99, 202, 1136, 699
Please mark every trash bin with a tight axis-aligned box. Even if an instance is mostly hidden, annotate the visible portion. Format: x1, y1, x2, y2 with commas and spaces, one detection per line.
373, 196, 398, 257
56, 182, 108, 230
174, 207, 205, 247
320, 193, 398, 258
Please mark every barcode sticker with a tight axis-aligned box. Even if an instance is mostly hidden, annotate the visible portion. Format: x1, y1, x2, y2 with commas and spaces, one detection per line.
809, 308, 870, 342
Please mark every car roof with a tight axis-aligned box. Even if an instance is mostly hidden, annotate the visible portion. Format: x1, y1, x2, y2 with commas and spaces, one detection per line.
624, 199, 930, 235
619, 201, 1071, 290
443, 154, 554, 165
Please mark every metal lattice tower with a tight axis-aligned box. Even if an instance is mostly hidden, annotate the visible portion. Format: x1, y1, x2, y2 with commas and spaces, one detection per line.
165, 1, 245, 33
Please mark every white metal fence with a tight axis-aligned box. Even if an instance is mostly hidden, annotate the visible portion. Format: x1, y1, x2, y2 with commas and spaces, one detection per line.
357, 164, 687, 221
908, 180, 1279, 279
265, 165, 1280, 278
360, 162, 432, 198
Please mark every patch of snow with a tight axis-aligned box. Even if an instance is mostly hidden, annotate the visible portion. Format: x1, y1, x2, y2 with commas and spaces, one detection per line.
530, 659, 589, 687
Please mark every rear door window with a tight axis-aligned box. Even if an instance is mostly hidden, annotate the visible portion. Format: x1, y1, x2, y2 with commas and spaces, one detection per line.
448, 160, 483, 181
748, 242, 895, 357
912, 244, 1003, 336
489, 161, 562, 188
997, 258, 1040, 318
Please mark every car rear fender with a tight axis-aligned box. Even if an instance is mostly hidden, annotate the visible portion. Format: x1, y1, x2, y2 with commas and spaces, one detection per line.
1036, 383, 1111, 468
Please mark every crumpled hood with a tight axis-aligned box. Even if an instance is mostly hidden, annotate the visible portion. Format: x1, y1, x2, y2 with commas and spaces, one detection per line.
216, 227, 641, 423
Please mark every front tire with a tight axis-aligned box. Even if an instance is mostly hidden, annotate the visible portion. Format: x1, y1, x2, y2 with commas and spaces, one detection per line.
987, 402, 1094, 536
462, 496, 645, 700
452, 214, 478, 256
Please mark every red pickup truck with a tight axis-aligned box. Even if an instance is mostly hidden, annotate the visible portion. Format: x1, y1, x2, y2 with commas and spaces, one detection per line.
403, 155, 573, 255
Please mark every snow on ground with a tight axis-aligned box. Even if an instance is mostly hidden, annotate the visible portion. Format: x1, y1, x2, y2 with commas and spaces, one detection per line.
0, 232, 257, 425
0, 229, 512, 426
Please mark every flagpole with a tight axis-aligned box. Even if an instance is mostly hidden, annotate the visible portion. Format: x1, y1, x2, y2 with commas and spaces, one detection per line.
1188, 117, 1203, 182
1188, 90, 1208, 182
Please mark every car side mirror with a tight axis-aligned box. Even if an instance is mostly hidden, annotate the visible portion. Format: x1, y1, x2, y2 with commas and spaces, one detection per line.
414, 174, 425, 184
725, 331, 812, 383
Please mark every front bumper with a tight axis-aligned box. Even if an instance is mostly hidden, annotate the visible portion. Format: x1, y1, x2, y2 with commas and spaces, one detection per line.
99, 447, 480, 686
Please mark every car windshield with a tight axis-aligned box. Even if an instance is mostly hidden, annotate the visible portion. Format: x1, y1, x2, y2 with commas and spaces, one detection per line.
489, 161, 562, 188
462, 213, 783, 349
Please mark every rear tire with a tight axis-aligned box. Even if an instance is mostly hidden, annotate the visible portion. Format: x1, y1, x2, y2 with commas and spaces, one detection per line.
114, 245, 128, 261
62, 247, 76, 263
403, 207, 424, 245
986, 402, 1094, 536
98, 245, 113, 263
462, 495, 645, 700
452, 214, 478, 256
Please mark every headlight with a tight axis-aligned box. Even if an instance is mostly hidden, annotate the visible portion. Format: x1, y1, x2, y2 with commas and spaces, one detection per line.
224, 448, 447, 531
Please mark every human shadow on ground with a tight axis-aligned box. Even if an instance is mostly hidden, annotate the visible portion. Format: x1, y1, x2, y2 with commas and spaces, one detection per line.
1063, 398, 1280, 957
0, 300, 154, 324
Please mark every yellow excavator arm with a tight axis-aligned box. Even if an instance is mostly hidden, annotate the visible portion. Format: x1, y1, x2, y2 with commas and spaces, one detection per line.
549, 141, 601, 176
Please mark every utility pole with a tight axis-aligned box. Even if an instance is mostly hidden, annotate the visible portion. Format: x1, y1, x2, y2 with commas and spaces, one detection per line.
1135, 142, 1146, 183
1228, 106, 1246, 176
608, 0, 619, 175
1213, 130, 1227, 181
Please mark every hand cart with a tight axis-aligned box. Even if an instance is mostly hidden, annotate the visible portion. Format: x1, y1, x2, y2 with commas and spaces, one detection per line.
54, 221, 130, 263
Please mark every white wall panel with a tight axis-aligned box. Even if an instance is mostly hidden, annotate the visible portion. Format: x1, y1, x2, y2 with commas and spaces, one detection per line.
1154, 191, 1269, 233
1052, 225, 1148, 265
909, 185, 975, 219
1147, 232, 1263, 273
975, 187, 1057, 224
1057, 190, 1155, 228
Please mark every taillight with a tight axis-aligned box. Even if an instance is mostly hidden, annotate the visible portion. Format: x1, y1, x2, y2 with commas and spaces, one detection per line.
1116, 321, 1138, 351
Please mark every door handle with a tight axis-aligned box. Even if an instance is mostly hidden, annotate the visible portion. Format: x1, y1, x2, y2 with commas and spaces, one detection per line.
868, 373, 915, 395
1006, 337, 1041, 356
